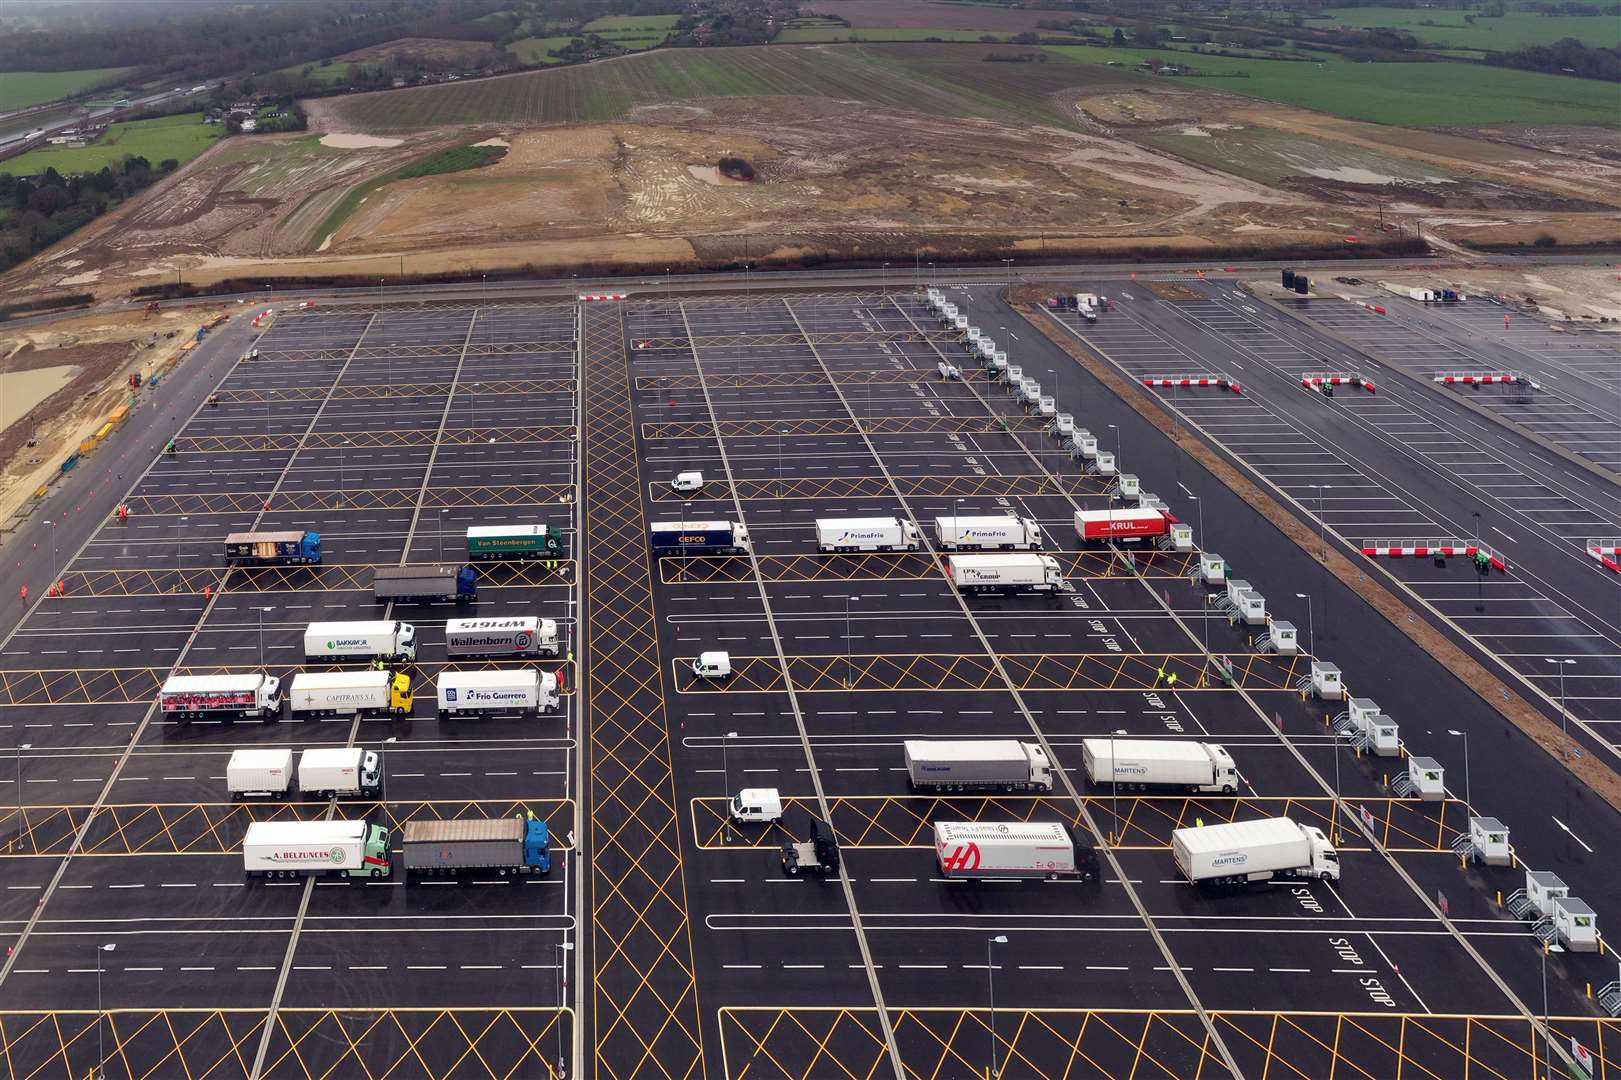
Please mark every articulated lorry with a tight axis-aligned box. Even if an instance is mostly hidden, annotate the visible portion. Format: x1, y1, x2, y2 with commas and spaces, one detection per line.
444, 617, 558, 658
303, 620, 416, 662
226, 748, 294, 799
435, 669, 558, 719
402, 817, 551, 878
466, 524, 565, 559
297, 746, 382, 798
815, 517, 919, 553
933, 515, 1042, 551
224, 530, 321, 565
243, 819, 390, 879
1073, 508, 1169, 545
1172, 817, 1340, 887
904, 740, 1053, 792
1081, 739, 1238, 794
372, 564, 477, 603
946, 553, 1067, 594
287, 671, 413, 719
934, 821, 1097, 881
648, 520, 751, 556
160, 674, 281, 721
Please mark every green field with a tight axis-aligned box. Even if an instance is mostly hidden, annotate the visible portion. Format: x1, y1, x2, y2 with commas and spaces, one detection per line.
582, 14, 681, 32
0, 112, 223, 177
314, 143, 506, 246
1317, 6, 1620, 50
0, 68, 135, 113
282, 59, 365, 85
509, 35, 579, 64
328, 43, 1148, 131
775, 27, 1015, 42
1046, 45, 1621, 124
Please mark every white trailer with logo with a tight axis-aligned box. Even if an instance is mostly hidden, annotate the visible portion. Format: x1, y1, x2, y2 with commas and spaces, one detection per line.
1081, 739, 1238, 794
1172, 817, 1340, 887
904, 740, 1053, 792
946, 553, 1066, 594
933, 515, 1043, 551
297, 747, 381, 798
302, 620, 416, 662
227, 748, 294, 799
159, 674, 282, 721
933, 821, 1097, 881
814, 517, 920, 552
242, 819, 391, 879
444, 617, 558, 658
436, 669, 558, 719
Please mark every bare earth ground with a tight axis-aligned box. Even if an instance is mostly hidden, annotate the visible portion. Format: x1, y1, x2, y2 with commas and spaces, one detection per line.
1, 85, 1616, 305
802, 0, 1070, 32
0, 307, 217, 526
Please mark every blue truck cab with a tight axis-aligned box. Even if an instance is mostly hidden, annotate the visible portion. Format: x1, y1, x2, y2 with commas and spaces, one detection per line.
525, 818, 552, 874
224, 530, 322, 565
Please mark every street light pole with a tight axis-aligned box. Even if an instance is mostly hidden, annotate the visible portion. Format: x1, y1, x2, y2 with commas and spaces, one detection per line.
258, 605, 275, 670
1294, 592, 1315, 655
987, 934, 1008, 1078
96, 942, 116, 1079
1544, 658, 1576, 735
722, 730, 738, 842
11, 742, 29, 853
556, 940, 575, 1077
1446, 728, 1471, 807
1190, 495, 1209, 655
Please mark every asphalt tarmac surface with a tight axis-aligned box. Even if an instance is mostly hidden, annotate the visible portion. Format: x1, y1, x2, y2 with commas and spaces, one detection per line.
0, 282, 1614, 1079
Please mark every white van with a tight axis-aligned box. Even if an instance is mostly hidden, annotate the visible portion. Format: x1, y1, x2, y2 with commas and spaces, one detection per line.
671, 471, 704, 493
692, 651, 732, 679
731, 788, 783, 824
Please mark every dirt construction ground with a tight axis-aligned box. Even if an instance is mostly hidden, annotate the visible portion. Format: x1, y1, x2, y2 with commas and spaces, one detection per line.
3, 85, 1618, 304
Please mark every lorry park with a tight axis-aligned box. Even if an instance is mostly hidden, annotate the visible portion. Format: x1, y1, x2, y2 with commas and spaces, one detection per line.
0, 274, 1614, 1079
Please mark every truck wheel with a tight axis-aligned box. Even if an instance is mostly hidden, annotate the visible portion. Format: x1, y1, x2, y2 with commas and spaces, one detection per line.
785, 863, 798, 876
1222, 785, 1236, 795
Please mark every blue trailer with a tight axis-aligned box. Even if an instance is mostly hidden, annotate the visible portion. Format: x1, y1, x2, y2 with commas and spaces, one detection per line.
648, 520, 751, 556
224, 530, 322, 565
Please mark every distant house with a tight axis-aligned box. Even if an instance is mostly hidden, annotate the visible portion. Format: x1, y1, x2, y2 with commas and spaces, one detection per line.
239, 117, 258, 132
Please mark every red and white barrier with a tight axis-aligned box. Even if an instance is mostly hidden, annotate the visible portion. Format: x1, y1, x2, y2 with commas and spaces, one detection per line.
1142, 375, 1242, 394
1432, 371, 1537, 388
1302, 374, 1376, 393
250, 308, 273, 328
578, 293, 627, 302
1588, 539, 1621, 574
1363, 539, 1507, 571
1357, 301, 1387, 315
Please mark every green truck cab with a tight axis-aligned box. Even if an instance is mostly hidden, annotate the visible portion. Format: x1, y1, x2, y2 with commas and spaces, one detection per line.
465, 524, 565, 559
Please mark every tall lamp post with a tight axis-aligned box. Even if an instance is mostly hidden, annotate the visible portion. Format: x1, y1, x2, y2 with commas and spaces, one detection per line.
1445, 727, 1471, 808
11, 741, 29, 853
96, 941, 117, 1079
257, 605, 275, 670
1189, 495, 1208, 655
1544, 658, 1576, 735
987, 935, 1008, 1079
555, 940, 575, 1077
722, 730, 738, 842
1294, 592, 1315, 656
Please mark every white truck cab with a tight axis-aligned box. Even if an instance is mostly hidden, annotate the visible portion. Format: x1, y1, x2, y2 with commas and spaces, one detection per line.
671, 471, 704, 493
730, 788, 782, 824
693, 651, 732, 679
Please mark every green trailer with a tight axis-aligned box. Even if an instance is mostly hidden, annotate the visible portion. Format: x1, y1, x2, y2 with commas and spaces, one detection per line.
465, 524, 565, 559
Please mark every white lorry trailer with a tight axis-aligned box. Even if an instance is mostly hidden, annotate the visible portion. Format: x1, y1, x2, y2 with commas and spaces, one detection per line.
297, 746, 382, 798
226, 748, 294, 799
302, 620, 417, 662
444, 617, 558, 658
933, 515, 1042, 551
934, 821, 1098, 881
1081, 739, 1238, 794
159, 674, 281, 721
242, 819, 391, 879
435, 669, 558, 719
1172, 817, 1340, 887
815, 517, 919, 552
946, 553, 1066, 594
904, 740, 1054, 792
287, 671, 413, 718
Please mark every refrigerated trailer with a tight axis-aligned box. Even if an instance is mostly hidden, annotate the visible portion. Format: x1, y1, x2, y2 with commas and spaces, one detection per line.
302, 620, 416, 662
297, 746, 382, 798
1081, 739, 1238, 794
402, 817, 551, 877
932, 515, 1042, 551
815, 517, 919, 552
160, 674, 281, 721
1073, 508, 1169, 544
466, 524, 565, 559
904, 740, 1053, 792
243, 819, 390, 879
224, 530, 321, 565
946, 553, 1066, 594
934, 821, 1097, 881
226, 748, 294, 799
1172, 817, 1340, 887
444, 617, 558, 658
371, 564, 477, 603
435, 669, 558, 719
287, 671, 413, 718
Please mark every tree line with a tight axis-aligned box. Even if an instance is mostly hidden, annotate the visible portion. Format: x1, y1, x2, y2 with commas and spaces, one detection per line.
0, 157, 177, 274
